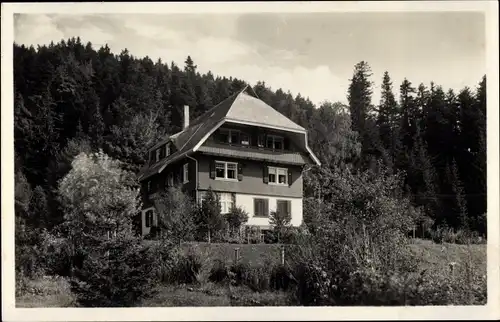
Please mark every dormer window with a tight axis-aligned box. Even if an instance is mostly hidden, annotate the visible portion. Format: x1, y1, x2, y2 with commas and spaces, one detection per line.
216, 129, 246, 145
166, 143, 171, 157
240, 133, 250, 146
155, 149, 161, 162
266, 135, 284, 150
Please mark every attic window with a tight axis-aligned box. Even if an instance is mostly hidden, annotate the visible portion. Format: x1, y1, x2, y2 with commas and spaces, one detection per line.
266, 135, 284, 150
217, 129, 240, 144
155, 149, 161, 162
240, 133, 250, 146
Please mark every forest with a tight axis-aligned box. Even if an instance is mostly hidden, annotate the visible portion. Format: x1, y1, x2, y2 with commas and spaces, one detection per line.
14, 37, 486, 237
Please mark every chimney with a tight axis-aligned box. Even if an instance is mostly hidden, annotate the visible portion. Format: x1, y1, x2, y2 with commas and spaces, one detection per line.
183, 105, 190, 130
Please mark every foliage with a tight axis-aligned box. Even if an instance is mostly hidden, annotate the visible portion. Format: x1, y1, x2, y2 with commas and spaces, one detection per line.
195, 188, 225, 243
154, 186, 197, 244
167, 251, 204, 285
69, 235, 161, 307
269, 210, 292, 243
287, 165, 421, 305
208, 260, 230, 283
224, 206, 249, 239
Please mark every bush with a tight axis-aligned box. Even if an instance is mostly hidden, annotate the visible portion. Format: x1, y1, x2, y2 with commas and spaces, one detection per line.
224, 206, 249, 239
208, 259, 229, 283
229, 262, 270, 292
169, 250, 203, 285
270, 264, 294, 291
69, 235, 162, 307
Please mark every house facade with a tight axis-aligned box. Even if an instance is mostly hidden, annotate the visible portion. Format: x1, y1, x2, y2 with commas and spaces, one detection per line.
137, 86, 320, 236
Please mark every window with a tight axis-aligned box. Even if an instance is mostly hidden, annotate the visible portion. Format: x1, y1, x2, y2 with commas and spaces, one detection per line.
183, 163, 189, 183
216, 129, 243, 144
166, 143, 171, 157
268, 167, 288, 185
219, 193, 234, 214
145, 209, 154, 228
277, 200, 291, 216
155, 148, 161, 162
240, 133, 250, 146
147, 180, 152, 192
215, 161, 238, 180
230, 131, 240, 144
258, 134, 265, 148
254, 198, 269, 217
266, 135, 284, 150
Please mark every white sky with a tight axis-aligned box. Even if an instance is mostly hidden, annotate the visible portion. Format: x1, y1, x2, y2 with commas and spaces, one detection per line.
14, 12, 486, 106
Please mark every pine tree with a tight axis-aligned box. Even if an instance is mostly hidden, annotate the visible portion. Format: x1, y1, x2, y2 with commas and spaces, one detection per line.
347, 61, 378, 169
377, 71, 399, 168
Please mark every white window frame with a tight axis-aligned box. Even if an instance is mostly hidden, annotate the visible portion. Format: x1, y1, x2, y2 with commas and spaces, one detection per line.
266, 135, 284, 150
215, 161, 238, 181
183, 163, 189, 183
268, 166, 288, 185
218, 192, 234, 214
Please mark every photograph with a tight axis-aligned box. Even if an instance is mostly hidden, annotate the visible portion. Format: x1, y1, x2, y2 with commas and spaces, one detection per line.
2, 1, 499, 321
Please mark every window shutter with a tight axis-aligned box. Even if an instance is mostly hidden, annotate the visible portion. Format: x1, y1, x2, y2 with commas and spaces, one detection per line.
264, 199, 269, 217
254, 199, 258, 216
287, 200, 292, 216
210, 160, 216, 179
288, 169, 292, 186
263, 165, 269, 183
238, 163, 243, 181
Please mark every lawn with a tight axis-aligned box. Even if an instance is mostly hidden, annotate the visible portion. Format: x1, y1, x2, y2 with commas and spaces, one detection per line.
16, 239, 487, 307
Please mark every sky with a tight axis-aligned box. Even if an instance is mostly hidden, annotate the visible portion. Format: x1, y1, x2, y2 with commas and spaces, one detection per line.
14, 11, 486, 106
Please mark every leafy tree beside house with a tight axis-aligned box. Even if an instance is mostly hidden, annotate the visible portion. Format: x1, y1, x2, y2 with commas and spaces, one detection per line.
270, 209, 292, 243
153, 185, 197, 245
195, 187, 225, 243
224, 206, 249, 240
57, 150, 164, 307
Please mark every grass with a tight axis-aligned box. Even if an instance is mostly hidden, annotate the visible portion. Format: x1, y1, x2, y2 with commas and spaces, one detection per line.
16, 239, 487, 307
181, 242, 284, 266
16, 275, 76, 308
140, 283, 290, 307
409, 238, 487, 277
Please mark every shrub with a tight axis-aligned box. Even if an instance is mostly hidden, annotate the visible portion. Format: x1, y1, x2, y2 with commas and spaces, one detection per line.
195, 188, 225, 243
270, 264, 294, 291
208, 259, 229, 283
70, 235, 162, 307
229, 262, 270, 292
269, 210, 292, 243
225, 206, 249, 238
169, 250, 203, 285
154, 186, 197, 244
287, 165, 421, 306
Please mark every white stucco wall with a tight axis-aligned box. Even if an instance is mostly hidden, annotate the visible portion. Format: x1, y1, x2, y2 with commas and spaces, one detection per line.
235, 193, 303, 228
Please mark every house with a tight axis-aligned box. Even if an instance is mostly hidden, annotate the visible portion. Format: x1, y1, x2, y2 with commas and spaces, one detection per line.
137, 86, 321, 237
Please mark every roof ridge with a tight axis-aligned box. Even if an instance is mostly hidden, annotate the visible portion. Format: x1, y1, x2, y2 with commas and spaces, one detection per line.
189, 90, 241, 127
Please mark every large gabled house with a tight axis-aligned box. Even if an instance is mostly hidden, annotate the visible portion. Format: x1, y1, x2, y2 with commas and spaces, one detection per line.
137, 86, 320, 237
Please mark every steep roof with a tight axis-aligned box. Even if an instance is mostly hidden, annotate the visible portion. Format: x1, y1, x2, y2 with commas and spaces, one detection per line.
138, 86, 318, 181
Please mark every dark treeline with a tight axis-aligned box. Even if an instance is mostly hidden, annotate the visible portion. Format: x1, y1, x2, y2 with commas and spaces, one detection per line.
13, 37, 486, 236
